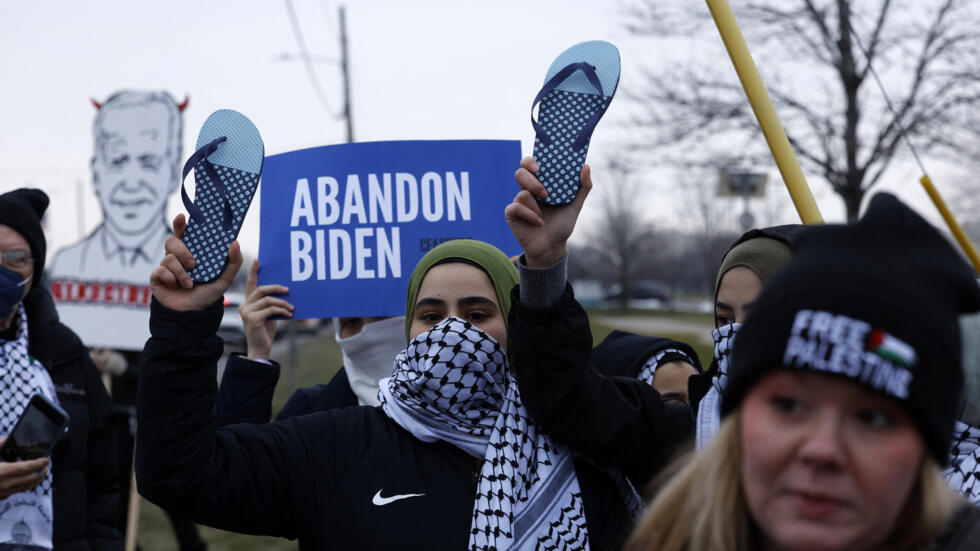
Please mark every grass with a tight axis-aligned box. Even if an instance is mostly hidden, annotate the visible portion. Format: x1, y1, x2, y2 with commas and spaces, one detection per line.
590, 307, 714, 326
136, 312, 710, 550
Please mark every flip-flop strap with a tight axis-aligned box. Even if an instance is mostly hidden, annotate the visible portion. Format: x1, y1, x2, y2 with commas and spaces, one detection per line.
531, 62, 606, 149
180, 136, 234, 230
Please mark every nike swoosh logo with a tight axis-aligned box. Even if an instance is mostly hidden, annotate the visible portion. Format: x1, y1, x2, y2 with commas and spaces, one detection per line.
372, 489, 425, 506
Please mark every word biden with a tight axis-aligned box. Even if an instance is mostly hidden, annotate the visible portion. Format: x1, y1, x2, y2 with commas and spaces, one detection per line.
288, 171, 471, 281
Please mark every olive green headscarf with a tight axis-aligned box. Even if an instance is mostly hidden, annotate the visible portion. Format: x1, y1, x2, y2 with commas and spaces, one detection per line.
403, 239, 519, 341
713, 237, 793, 303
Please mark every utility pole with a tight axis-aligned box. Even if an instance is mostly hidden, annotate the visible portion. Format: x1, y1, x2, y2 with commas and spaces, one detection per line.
339, 5, 354, 143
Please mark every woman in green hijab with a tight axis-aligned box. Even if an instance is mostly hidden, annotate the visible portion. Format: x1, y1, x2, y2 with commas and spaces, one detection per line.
402, 239, 517, 344
138, 234, 639, 550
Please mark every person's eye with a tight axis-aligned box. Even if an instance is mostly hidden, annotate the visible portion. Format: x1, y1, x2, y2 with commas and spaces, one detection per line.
111, 154, 129, 168
715, 314, 732, 327
419, 312, 444, 324
855, 408, 894, 430
465, 311, 490, 322
769, 395, 803, 415
139, 154, 161, 170
341, 319, 361, 330
3, 250, 29, 268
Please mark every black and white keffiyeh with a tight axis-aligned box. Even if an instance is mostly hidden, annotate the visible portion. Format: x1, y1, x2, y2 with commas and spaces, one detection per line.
695, 322, 742, 450
945, 420, 980, 505
380, 318, 626, 550
637, 348, 694, 385
0, 304, 58, 549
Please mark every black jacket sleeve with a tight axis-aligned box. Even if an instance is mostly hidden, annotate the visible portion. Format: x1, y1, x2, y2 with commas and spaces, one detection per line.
214, 353, 281, 426
275, 369, 357, 421
136, 298, 334, 538
509, 284, 693, 489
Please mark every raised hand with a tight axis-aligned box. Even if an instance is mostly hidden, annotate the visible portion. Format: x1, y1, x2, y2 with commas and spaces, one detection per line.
0, 437, 48, 500
150, 214, 243, 311
505, 157, 592, 267
239, 260, 293, 360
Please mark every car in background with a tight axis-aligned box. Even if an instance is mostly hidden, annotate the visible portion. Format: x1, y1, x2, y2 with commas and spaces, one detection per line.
218, 292, 246, 349
602, 280, 672, 310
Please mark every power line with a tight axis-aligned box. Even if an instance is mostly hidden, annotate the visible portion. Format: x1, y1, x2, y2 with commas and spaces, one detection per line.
283, 0, 334, 115
847, 19, 928, 175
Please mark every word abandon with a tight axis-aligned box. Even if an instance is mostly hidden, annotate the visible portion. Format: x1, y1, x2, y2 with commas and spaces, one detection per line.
287, 171, 471, 282
50, 279, 153, 308
781, 309, 915, 399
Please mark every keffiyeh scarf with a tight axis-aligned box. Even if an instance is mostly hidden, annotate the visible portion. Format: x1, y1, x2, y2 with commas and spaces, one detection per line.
379, 318, 600, 550
0, 305, 58, 550
945, 420, 980, 505
637, 348, 694, 385
695, 323, 742, 450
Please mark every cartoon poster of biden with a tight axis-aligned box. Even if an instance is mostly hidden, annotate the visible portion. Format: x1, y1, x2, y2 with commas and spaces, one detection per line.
48, 90, 187, 350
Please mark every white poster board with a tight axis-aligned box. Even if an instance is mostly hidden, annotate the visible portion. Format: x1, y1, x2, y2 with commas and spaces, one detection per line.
48, 91, 186, 350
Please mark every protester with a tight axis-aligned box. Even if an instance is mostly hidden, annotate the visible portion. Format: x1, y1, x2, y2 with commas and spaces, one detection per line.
214, 260, 404, 425
504, 158, 699, 493
945, 309, 980, 504
590, 332, 702, 405
691, 224, 804, 449
626, 194, 980, 550
0, 189, 122, 550
137, 217, 641, 550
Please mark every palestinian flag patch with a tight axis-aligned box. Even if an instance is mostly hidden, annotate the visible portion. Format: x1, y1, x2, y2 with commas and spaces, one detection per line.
867, 329, 917, 368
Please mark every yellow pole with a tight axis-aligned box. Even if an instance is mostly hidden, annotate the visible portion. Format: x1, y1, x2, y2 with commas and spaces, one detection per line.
705, 0, 824, 225
919, 175, 980, 273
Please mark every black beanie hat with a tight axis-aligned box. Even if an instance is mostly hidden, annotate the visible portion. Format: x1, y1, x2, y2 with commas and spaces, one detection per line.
722, 193, 980, 463
591, 331, 703, 378
0, 189, 49, 287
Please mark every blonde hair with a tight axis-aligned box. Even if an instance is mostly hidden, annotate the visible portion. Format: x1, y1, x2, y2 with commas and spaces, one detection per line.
626, 415, 965, 551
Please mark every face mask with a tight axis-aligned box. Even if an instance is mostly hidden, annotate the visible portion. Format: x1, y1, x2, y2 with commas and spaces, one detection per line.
335, 316, 407, 407
381, 316, 509, 443
711, 322, 742, 394
0, 265, 30, 318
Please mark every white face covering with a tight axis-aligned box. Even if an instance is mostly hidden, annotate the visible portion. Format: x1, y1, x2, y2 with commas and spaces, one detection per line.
334, 316, 406, 407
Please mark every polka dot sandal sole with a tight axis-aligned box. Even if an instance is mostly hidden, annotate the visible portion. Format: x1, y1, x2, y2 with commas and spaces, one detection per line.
182, 110, 264, 283
531, 41, 620, 206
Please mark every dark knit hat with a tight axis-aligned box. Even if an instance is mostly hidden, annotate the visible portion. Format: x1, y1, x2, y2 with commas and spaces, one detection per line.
722, 193, 980, 463
0, 189, 49, 287
591, 331, 703, 378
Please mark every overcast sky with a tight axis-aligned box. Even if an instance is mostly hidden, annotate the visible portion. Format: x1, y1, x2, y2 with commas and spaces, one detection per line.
0, 0, 967, 263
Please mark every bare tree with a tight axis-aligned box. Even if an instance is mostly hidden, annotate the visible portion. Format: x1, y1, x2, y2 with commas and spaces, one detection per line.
623, 0, 980, 221
588, 154, 659, 309
676, 168, 741, 293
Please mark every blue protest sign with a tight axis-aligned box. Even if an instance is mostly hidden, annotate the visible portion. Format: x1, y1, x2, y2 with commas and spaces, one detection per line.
258, 140, 522, 319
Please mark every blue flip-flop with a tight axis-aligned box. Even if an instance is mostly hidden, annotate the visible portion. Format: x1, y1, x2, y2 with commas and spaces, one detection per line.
181, 109, 264, 283
531, 41, 620, 206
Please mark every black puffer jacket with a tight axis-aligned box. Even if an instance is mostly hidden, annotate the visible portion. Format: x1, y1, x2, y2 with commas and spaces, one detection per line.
137, 299, 635, 550
509, 285, 695, 492
23, 287, 123, 551
213, 355, 356, 426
